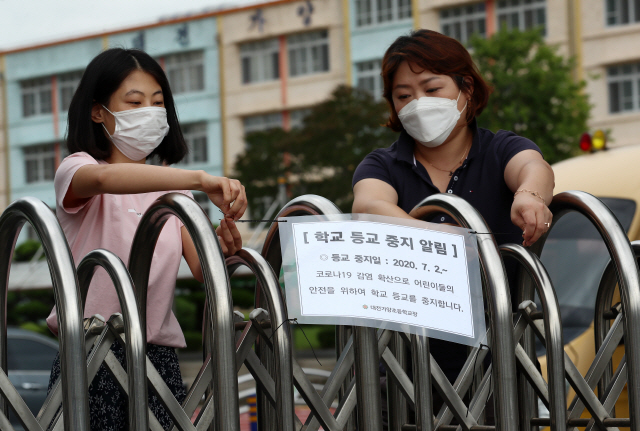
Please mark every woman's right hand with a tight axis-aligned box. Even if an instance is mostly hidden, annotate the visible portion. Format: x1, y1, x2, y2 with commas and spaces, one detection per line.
216, 217, 243, 256
200, 173, 247, 220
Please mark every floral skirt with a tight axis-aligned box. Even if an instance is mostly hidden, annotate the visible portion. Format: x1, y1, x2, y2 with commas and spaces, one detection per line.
47, 341, 187, 431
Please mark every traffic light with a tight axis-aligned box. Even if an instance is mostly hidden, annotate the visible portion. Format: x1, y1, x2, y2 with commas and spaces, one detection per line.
579, 130, 607, 152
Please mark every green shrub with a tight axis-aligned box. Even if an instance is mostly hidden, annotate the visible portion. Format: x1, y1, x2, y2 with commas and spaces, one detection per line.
316, 326, 336, 349
174, 296, 197, 332
231, 288, 255, 309
14, 300, 50, 322
182, 330, 203, 351
13, 240, 42, 262
19, 321, 52, 337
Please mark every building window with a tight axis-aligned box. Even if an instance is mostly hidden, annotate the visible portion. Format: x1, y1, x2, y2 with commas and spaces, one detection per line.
165, 51, 205, 94
608, 62, 640, 113
440, 3, 486, 44
606, 0, 640, 25
243, 112, 283, 134
58, 71, 83, 112
179, 123, 208, 165
496, 0, 546, 34
288, 30, 330, 77
290, 108, 311, 129
24, 144, 55, 183
355, 0, 412, 27
356, 60, 383, 100
240, 39, 280, 84
21, 77, 52, 117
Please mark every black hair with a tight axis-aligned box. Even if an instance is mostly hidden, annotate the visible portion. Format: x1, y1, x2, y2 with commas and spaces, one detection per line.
66, 48, 188, 164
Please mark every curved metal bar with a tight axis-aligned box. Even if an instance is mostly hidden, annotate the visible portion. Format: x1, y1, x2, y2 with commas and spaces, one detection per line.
0, 197, 89, 430
226, 247, 295, 431
260, 194, 341, 273
257, 195, 342, 431
501, 244, 567, 431
260, 194, 382, 431
128, 193, 239, 431
530, 191, 640, 428
592, 240, 640, 405
77, 249, 148, 431
410, 193, 518, 430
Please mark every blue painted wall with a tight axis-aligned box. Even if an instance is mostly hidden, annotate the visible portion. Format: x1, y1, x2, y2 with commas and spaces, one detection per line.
5, 17, 223, 217
348, 0, 413, 87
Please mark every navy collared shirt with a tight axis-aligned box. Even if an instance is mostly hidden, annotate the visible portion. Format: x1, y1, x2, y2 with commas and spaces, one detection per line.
353, 123, 542, 248
353, 123, 542, 379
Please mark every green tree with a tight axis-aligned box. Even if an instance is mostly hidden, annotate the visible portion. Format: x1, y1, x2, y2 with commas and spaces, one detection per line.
470, 28, 591, 164
234, 85, 397, 215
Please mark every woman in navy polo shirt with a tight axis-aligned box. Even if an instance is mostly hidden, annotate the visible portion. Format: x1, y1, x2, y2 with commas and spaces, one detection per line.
352, 29, 554, 408
353, 29, 553, 245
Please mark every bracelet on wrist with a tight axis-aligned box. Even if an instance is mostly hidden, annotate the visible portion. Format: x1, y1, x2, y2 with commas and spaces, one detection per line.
514, 189, 546, 205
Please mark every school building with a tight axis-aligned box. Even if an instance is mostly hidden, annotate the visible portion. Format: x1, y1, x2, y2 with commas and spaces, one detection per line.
0, 0, 639, 229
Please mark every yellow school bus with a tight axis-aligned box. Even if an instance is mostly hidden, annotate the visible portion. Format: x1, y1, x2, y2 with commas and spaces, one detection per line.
537, 144, 640, 426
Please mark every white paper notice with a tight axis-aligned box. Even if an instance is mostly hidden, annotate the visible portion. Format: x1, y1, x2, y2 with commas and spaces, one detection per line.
278, 213, 485, 346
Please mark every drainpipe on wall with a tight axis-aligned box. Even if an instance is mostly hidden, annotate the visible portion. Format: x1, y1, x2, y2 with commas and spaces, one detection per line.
412, 0, 420, 30
51, 75, 61, 169
0, 54, 10, 210
343, 0, 353, 85
486, 0, 496, 37
216, 16, 228, 177
279, 35, 289, 131
567, 0, 584, 83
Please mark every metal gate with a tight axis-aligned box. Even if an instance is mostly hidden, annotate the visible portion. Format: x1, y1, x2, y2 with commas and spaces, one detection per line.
0, 190, 638, 430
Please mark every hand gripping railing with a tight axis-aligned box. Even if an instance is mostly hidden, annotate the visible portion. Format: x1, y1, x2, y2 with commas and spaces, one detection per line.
260, 195, 384, 431
128, 192, 240, 431
0, 197, 89, 431
410, 193, 519, 430
500, 244, 566, 431
529, 190, 640, 429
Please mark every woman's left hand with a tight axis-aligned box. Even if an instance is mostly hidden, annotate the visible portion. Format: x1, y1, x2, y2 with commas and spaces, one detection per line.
216, 217, 243, 257
511, 193, 553, 247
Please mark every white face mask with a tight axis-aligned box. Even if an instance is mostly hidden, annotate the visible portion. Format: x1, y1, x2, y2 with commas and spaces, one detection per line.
397, 91, 467, 148
101, 105, 170, 161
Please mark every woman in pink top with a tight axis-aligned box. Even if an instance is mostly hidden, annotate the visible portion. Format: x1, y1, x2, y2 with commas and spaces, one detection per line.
45, 48, 247, 431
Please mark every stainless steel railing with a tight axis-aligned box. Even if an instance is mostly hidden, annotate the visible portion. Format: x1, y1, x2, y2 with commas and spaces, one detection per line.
411, 193, 519, 430
531, 191, 640, 430
3, 188, 640, 431
128, 192, 239, 431
0, 197, 89, 430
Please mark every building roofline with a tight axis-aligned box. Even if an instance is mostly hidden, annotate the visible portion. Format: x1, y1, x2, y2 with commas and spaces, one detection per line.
0, 0, 294, 55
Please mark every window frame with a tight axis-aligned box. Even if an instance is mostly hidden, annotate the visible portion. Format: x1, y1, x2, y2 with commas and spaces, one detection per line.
58, 71, 84, 112
287, 30, 330, 78
354, 0, 412, 28
23, 143, 56, 184
355, 59, 384, 100
178, 123, 209, 166
243, 112, 284, 135
606, 0, 640, 26
607, 62, 640, 114
21, 77, 52, 118
496, 0, 546, 34
164, 51, 205, 94
240, 38, 280, 84
439, 2, 487, 45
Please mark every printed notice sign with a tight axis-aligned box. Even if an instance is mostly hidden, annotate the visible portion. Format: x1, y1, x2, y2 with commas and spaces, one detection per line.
278, 213, 485, 346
